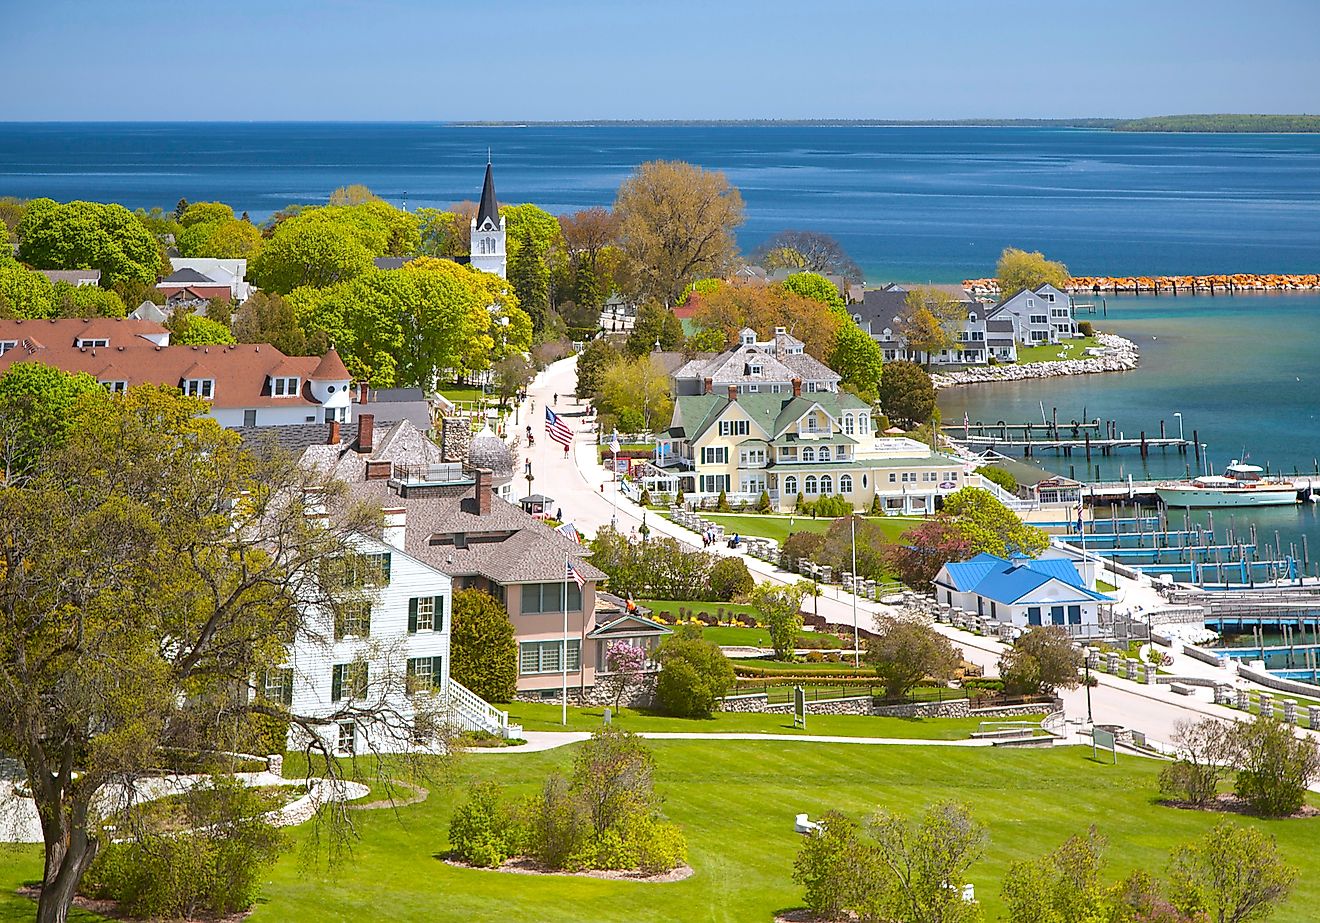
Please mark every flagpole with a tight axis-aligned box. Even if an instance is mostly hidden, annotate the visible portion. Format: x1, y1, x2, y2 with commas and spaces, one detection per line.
611, 430, 619, 529
563, 552, 569, 727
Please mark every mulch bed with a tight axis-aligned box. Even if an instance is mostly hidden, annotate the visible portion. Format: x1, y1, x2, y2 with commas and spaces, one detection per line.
443, 856, 694, 882
16, 886, 249, 922
1157, 793, 1320, 818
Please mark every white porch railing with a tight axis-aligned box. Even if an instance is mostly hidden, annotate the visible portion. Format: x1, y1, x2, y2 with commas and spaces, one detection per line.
447, 678, 519, 739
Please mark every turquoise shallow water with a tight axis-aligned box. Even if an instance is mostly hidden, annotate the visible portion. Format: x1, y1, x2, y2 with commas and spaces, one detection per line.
938, 292, 1320, 561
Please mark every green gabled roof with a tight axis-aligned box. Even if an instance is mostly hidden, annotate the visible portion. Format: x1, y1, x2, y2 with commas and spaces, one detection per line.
678, 390, 873, 443
672, 393, 726, 441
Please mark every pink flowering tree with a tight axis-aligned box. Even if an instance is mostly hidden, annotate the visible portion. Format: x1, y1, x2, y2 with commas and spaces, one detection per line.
604, 640, 649, 710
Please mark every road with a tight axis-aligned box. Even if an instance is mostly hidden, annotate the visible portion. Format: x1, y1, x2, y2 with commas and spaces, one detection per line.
518, 358, 1317, 747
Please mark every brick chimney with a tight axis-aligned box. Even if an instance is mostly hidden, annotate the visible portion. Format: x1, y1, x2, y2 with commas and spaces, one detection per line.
702, 377, 713, 395
327, 419, 341, 444
475, 468, 493, 515
357, 413, 375, 454
792, 377, 802, 398
364, 460, 393, 480
357, 381, 369, 403
727, 385, 738, 402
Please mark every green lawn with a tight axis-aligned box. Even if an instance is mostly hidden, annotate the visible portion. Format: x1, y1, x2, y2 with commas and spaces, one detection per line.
1014, 336, 1102, 365
504, 701, 1009, 739
700, 625, 845, 649
6, 742, 1315, 923
437, 385, 490, 405
638, 599, 762, 621
1097, 579, 1119, 592
730, 658, 868, 674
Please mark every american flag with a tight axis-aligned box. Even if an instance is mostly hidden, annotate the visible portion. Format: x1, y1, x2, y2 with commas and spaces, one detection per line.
545, 407, 573, 448
567, 560, 585, 589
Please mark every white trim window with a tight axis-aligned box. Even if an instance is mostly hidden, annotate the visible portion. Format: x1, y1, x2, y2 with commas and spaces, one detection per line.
100, 380, 128, 393
336, 721, 356, 755
843, 414, 855, 435
840, 474, 853, 494
184, 378, 214, 399
718, 420, 749, 437
519, 639, 581, 675
701, 446, 729, 465
272, 376, 300, 397
75, 338, 108, 348
414, 596, 436, 632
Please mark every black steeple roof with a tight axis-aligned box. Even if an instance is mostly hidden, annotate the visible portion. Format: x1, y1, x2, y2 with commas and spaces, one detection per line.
476, 159, 500, 230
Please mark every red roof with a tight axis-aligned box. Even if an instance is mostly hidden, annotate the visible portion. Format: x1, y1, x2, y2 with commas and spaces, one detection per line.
0, 321, 350, 410
0, 317, 168, 345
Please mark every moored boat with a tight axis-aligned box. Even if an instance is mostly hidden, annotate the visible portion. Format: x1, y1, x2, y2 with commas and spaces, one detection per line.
1155, 462, 1299, 508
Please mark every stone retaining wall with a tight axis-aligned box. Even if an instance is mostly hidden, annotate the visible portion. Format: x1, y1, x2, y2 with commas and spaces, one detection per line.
514, 674, 657, 709
932, 334, 1138, 389
718, 693, 1056, 720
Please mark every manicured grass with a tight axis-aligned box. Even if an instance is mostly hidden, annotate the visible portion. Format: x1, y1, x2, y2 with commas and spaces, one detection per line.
4, 742, 1317, 922
638, 598, 761, 621
437, 385, 490, 404
1097, 579, 1119, 592
1014, 336, 1102, 365
730, 658, 868, 674
701, 625, 845, 649
504, 701, 1026, 740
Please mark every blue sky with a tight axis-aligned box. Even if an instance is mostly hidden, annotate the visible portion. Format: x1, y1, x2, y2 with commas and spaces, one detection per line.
4, 0, 1318, 120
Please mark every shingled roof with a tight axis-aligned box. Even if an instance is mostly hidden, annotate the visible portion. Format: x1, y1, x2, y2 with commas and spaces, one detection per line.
476, 160, 500, 230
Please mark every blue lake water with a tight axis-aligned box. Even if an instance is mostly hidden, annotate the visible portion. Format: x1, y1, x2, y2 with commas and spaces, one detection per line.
2, 122, 1319, 562
2, 122, 1319, 282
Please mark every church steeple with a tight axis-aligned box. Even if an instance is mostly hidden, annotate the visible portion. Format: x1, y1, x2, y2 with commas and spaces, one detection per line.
469, 156, 507, 279
476, 157, 500, 231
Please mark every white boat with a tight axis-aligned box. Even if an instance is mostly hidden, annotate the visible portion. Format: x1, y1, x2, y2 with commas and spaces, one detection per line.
1156, 462, 1299, 508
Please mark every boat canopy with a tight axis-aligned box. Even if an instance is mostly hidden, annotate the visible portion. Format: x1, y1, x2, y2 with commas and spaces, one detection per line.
1226, 462, 1263, 473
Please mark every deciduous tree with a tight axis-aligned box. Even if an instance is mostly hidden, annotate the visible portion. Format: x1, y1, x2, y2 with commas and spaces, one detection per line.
575, 338, 623, 400
899, 286, 967, 365
830, 323, 884, 400
167, 311, 237, 345
887, 520, 972, 589
747, 583, 807, 661
595, 354, 673, 434
0, 384, 405, 923
232, 291, 325, 356
941, 487, 1048, 557
755, 230, 862, 282
996, 247, 1070, 298
999, 626, 1082, 695
0, 364, 102, 481
866, 618, 962, 700
615, 160, 744, 305
626, 302, 684, 357
689, 282, 843, 361
1230, 714, 1320, 817
779, 270, 847, 313
1167, 821, 1296, 923
178, 218, 264, 260
653, 625, 735, 718
18, 198, 166, 287
328, 184, 381, 206
876, 359, 935, 428
865, 801, 986, 923
492, 354, 535, 406
1159, 717, 1237, 806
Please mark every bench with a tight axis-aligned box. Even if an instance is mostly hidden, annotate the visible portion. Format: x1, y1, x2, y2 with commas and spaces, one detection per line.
1170, 682, 1196, 696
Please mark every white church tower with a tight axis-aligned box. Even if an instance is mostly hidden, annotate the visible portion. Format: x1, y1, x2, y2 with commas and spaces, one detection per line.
469, 158, 506, 278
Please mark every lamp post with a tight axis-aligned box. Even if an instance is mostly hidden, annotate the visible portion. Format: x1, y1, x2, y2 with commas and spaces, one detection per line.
1084, 654, 1093, 725
524, 459, 534, 503
850, 513, 859, 668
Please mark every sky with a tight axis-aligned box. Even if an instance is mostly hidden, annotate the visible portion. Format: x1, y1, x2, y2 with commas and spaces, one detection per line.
3, 0, 1319, 121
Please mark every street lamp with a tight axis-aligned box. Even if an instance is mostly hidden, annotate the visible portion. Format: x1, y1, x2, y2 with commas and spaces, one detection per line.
524, 459, 534, 501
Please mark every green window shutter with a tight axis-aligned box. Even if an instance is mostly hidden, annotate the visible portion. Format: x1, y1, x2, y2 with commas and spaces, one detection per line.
282, 670, 294, 706
408, 597, 418, 633
381, 552, 392, 581
434, 596, 444, 632
405, 657, 417, 678
332, 664, 343, 702
432, 656, 443, 689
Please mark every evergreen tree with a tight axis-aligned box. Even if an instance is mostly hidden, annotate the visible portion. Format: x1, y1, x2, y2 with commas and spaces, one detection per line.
509, 225, 550, 334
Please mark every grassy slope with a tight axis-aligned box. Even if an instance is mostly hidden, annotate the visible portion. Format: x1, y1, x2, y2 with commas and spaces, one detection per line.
3, 742, 1316, 923
686, 513, 925, 545
1014, 336, 1102, 365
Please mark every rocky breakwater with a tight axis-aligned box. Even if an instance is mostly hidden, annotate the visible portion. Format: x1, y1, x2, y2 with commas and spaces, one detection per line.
932, 334, 1138, 389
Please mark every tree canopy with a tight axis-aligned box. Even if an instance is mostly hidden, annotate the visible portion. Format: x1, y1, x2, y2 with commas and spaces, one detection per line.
690, 282, 843, 361
250, 201, 419, 293
941, 486, 1048, 557
829, 323, 884, 401
755, 230, 862, 283
615, 160, 744, 305
18, 198, 166, 287
876, 359, 935, 428
0, 381, 387, 923
779, 271, 846, 313
450, 588, 517, 703
899, 286, 967, 364
290, 259, 529, 387
178, 217, 264, 260
996, 247, 1070, 298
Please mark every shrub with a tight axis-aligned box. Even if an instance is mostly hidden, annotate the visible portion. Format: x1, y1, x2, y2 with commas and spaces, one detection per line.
779, 530, 825, 570
755, 489, 772, 512
708, 556, 754, 601
812, 495, 852, 517
793, 812, 872, 918
1158, 718, 1236, 806
1231, 714, 1320, 817
1078, 320, 1095, 337
450, 588, 517, 702
716, 489, 731, 512
449, 781, 524, 867
653, 625, 735, 718
639, 487, 652, 506
526, 775, 585, 869
83, 777, 282, 918
866, 618, 962, 700
999, 626, 1083, 695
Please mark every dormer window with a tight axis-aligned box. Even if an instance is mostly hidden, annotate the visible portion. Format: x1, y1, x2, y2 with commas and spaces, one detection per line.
0, 340, 16, 356
76, 338, 108, 348
271, 376, 300, 397
100, 380, 128, 393
184, 378, 214, 399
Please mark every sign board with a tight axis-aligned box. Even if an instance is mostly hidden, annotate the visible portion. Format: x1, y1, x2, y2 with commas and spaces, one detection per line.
1092, 726, 1117, 764
939, 482, 957, 490
793, 685, 807, 730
